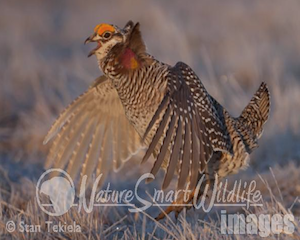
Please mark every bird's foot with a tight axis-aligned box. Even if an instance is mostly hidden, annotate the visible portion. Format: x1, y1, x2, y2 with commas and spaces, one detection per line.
154, 179, 213, 221
155, 190, 195, 221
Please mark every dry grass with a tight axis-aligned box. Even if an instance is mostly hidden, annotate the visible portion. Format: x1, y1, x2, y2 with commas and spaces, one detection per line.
1, 0, 300, 239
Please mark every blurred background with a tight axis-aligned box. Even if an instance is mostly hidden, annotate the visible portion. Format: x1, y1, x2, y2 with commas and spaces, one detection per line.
0, 0, 300, 239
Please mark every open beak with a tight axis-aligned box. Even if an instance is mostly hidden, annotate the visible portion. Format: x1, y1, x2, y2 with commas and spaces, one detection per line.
84, 33, 101, 57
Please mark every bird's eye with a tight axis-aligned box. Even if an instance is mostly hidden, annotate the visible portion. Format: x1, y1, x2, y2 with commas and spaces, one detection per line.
103, 32, 112, 39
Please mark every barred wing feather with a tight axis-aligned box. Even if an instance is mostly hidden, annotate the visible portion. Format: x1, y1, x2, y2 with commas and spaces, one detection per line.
143, 62, 233, 190
44, 76, 144, 186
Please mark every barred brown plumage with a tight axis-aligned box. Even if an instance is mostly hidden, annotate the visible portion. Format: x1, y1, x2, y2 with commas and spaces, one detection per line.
44, 21, 270, 220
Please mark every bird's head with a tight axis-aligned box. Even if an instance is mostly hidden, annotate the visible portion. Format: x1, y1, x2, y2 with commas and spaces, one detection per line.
85, 21, 146, 70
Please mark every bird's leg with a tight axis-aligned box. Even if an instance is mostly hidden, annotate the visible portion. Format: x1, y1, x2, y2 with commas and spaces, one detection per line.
155, 188, 196, 221
155, 176, 212, 221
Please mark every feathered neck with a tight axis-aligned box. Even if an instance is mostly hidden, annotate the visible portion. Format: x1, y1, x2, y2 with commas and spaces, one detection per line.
119, 48, 140, 70
100, 22, 154, 77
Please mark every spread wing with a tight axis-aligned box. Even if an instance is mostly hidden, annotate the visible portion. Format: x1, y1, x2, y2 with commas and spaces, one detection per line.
44, 75, 144, 186
142, 62, 233, 190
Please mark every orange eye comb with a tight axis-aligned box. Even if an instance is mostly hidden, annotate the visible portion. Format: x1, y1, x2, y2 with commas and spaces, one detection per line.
94, 24, 115, 36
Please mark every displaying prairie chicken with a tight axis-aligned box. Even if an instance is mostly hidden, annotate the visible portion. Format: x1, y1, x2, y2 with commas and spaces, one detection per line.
44, 21, 270, 220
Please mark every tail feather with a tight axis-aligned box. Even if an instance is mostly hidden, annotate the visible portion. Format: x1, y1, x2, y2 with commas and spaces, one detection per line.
237, 82, 270, 150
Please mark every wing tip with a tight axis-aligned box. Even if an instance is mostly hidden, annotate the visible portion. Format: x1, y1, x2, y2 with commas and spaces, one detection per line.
43, 135, 51, 145
43, 129, 58, 145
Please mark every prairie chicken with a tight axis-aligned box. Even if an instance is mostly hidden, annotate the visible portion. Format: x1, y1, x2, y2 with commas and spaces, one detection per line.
44, 21, 270, 220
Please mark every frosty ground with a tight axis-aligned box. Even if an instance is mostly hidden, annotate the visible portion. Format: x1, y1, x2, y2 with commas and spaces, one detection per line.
0, 0, 300, 239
